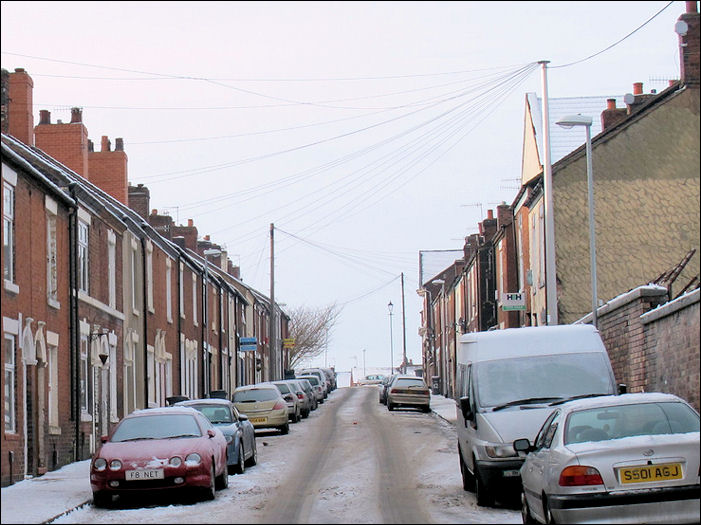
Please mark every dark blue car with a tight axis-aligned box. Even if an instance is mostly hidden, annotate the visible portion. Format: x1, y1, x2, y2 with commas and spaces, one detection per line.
175, 398, 257, 475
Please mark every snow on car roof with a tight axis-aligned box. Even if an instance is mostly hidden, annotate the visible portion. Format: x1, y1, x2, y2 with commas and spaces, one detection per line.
560, 392, 689, 412
129, 406, 200, 416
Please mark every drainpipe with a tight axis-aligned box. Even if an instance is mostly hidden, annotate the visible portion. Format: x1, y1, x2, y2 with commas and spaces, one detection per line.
68, 183, 80, 461
218, 283, 224, 391
200, 270, 206, 397
140, 236, 148, 408
177, 256, 183, 395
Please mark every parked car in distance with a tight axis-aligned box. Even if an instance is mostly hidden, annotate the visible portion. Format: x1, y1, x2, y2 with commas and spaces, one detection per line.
297, 374, 325, 404
455, 324, 621, 507
268, 381, 302, 423
321, 367, 337, 391
379, 374, 399, 405
387, 376, 431, 412
358, 374, 385, 386
280, 379, 313, 418
232, 384, 290, 434
90, 406, 229, 507
298, 368, 330, 398
297, 378, 318, 411
514, 392, 700, 524
173, 398, 257, 474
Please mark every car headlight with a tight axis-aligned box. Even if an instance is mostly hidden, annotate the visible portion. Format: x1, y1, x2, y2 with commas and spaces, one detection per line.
169, 456, 182, 468
185, 453, 201, 466
109, 459, 122, 471
485, 444, 518, 458
93, 458, 107, 471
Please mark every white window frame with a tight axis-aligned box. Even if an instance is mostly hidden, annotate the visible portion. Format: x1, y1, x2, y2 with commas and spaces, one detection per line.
3, 172, 17, 292
48, 342, 59, 431
179, 263, 185, 318
131, 238, 139, 315
192, 274, 198, 327
109, 343, 117, 422
80, 333, 91, 420
4, 333, 16, 433
78, 220, 89, 294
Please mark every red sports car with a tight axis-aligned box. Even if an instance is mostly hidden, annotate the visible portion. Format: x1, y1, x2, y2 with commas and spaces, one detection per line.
90, 406, 229, 506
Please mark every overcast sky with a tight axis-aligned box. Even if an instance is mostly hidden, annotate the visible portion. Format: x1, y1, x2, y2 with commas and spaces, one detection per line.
1, 1, 686, 375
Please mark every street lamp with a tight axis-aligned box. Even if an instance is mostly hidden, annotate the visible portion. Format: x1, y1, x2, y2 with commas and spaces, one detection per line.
362, 348, 366, 379
555, 114, 598, 328
388, 301, 394, 376
203, 248, 221, 395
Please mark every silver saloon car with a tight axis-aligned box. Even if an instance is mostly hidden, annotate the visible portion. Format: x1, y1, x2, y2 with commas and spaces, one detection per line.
514, 392, 700, 524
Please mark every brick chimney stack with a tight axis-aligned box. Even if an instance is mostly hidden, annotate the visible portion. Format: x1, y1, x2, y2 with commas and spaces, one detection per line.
6, 68, 34, 146
35, 105, 89, 177
128, 183, 150, 219
89, 135, 128, 204
601, 98, 628, 131
678, 1, 700, 86
171, 219, 198, 251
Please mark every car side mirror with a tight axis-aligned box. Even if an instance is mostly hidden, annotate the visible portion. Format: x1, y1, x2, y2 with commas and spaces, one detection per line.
207, 429, 216, 439
618, 383, 627, 394
238, 414, 249, 421
459, 396, 474, 421
513, 438, 532, 454
100, 435, 109, 444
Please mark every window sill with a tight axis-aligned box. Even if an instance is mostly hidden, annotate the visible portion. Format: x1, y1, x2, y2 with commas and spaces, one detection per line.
49, 425, 62, 435
4, 280, 19, 295
4, 431, 20, 441
48, 298, 61, 310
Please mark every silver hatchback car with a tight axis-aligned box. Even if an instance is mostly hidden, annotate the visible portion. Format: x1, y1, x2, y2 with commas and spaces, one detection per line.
514, 392, 700, 524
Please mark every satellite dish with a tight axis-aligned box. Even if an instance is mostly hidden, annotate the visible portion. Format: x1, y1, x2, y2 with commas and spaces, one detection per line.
623, 93, 636, 105
675, 20, 688, 37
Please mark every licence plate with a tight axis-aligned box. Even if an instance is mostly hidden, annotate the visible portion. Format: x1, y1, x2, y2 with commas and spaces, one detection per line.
619, 463, 683, 484
126, 469, 164, 481
503, 470, 520, 477
250, 417, 267, 424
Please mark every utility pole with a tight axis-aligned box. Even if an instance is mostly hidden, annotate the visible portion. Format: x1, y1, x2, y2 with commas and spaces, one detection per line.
269, 223, 276, 380
401, 272, 407, 374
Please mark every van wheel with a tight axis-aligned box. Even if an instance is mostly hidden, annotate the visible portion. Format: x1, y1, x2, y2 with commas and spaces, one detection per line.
458, 449, 475, 491
474, 463, 494, 507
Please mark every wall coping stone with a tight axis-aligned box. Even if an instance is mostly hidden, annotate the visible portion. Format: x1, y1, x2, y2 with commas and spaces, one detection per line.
574, 284, 668, 325
641, 288, 700, 325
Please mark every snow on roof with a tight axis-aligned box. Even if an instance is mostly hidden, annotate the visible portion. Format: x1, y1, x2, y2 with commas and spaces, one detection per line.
558, 392, 687, 412
528, 93, 625, 164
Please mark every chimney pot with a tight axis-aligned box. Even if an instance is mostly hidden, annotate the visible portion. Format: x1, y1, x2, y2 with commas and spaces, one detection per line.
39, 110, 51, 125
687, 1, 697, 13
188, 219, 194, 227
606, 98, 616, 110
669, 79, 677, 87
633, 82, 643, 95
14, 68, 25, 73
151, 209, 158, 216
101, 135, 110, 152
115, 137, 124, 151
70, 107, 82, 123
88, 139, 94, 153
204, 235, 211, 241
56, 119, 63, 124
487, 209, 494, 220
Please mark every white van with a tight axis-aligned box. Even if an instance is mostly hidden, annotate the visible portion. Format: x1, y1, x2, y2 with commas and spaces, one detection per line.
455, 324, 622, 506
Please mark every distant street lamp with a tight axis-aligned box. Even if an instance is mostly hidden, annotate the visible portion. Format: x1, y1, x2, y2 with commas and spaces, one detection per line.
388, 301, 394, 376
362, 348, 366, 379
556, 114, 598, 328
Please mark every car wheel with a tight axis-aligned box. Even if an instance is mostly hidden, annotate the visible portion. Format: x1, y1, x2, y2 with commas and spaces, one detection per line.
216, 461, 229, 490
245, 438, 257, 467
203, 463, 216, 501
543, 496, 557, 524
280, 422, 289, 435
235, 445, 245, 475
458, 449, 475, 491
474, 462, 495, 507
422, 405, 431, 413
93, 491, 112, 508
521, 491, 537, 524
388, 401, 394, 411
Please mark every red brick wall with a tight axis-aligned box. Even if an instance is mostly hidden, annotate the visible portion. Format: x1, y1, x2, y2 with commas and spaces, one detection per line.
7, 69, 33, 146
89, 149, 128, 205
642, 291, 700, 412
35, 121, 89, 178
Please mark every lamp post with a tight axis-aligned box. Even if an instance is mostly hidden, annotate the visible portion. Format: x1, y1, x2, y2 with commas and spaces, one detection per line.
387, 301, 394, 376
362, 348, 366, 379
203, 248, 221, 395
556, 114, 598, 328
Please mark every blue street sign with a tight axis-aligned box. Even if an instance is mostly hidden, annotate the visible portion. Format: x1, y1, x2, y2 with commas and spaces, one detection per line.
240, 337, 257, 351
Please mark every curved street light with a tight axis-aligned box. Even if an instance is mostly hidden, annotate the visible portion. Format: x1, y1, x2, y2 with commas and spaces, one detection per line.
388, 301, 394, 376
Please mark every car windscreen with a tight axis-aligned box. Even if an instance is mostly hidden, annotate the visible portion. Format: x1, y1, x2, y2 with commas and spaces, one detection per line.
192, 404, 233, 424
299, 376, 319, 386
233, 388, 279, 402
474, 352, 613, 409
394, 378, 426, 388
111, 414, 202, 442
273, 383, 291, 394
565, 401, 700, 444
